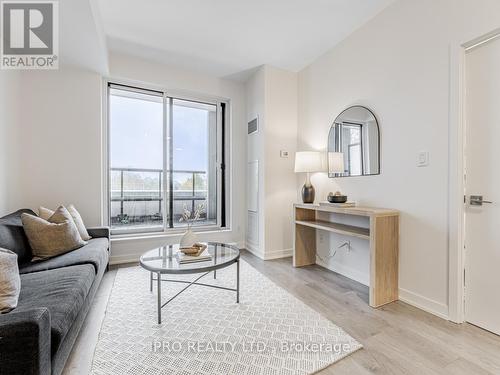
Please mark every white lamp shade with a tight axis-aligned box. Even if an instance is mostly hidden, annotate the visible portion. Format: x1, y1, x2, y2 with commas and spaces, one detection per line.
328, 152, 345, 173
294, 151, 323, 173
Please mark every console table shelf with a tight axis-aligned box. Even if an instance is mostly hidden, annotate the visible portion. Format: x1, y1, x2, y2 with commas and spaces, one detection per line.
293, 203, 399, 308
295, 219, 370, 239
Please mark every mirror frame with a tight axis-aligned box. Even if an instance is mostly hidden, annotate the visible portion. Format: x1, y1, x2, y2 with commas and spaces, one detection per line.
328, 105, 381, 178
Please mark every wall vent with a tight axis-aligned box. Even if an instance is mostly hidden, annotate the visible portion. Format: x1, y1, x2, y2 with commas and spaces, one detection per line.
248, 118, 258, 135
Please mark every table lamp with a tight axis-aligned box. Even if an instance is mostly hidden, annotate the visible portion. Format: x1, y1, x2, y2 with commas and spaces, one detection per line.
294, 151, 323, 203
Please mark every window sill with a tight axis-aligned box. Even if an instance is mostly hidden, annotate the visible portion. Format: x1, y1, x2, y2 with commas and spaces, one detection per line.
110, 227, 231, 243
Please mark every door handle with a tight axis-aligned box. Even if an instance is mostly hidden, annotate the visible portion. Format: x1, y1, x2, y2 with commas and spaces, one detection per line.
470, 195, 493, 206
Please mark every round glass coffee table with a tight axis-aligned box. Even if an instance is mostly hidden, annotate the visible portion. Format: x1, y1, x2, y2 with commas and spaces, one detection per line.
140, 242, 240, 323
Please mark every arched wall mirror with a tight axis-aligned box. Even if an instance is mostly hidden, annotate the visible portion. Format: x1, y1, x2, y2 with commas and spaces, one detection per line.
327, 106, 380, 177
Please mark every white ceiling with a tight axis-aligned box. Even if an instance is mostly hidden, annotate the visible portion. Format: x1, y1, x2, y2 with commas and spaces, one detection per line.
96, 0, 394, 79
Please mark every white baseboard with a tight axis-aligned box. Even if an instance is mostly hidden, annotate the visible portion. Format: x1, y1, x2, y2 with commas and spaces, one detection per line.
264, 248, 293, 260
399, 287, 449, 320
242, 244, 292, 260
244, 242, 265, 259
109, 254, 140, 265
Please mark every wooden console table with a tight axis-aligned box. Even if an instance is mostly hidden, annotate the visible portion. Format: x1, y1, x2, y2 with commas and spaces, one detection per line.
293, 203, 399, 308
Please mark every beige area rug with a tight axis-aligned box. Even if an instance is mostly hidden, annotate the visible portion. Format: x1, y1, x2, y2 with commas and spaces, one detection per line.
91, 260, 362, 375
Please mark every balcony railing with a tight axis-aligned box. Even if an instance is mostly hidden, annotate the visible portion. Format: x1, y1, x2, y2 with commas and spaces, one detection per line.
110, 167, 210, 227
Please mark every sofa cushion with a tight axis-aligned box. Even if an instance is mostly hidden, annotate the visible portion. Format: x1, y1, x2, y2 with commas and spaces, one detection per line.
0, 209, 35, 264
16, 264, 95, 356
19, 238, 109, 275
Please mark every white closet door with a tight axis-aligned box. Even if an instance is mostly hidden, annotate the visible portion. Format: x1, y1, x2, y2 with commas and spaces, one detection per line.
465, 36, 500, 335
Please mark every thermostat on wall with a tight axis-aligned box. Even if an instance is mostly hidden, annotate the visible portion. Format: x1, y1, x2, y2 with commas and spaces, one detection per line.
280, 150, 289, 158
417, 151, 429, 167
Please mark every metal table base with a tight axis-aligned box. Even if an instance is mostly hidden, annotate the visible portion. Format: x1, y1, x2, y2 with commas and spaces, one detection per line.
150, 258, 240, 324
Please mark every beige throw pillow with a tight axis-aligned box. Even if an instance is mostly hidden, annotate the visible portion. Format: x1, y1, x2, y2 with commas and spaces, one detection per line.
49, 205, 75, 225
0, 248, 21, 313
67, 205, 91, 241
39, 205, 91, 241
38, 206, 54, 220
21, 211, 86, 260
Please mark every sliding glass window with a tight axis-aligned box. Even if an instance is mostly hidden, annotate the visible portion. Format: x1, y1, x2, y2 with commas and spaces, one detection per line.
108, 83, 227, 234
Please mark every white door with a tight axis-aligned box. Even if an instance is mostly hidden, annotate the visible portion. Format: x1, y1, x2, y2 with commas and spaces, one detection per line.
465, 36, 500, 335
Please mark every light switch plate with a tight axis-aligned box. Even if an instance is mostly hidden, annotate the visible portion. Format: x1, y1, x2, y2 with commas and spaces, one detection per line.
417, 151, 429, 167
280, 150, 289, 158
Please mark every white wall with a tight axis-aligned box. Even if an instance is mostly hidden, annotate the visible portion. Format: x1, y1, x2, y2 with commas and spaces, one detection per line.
297, 0, 500, 318
108, 52, 247, 263
18, 68, 102, 224
0, 76, 6, 215
0, 67, 102, 222
264, 66, 298, 258
0, 72, 21, 215
245, 67, 266, 257
245, 65, 298, 259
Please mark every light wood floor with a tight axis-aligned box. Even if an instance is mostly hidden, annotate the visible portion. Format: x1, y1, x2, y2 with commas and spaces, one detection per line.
64, 251, 500, 374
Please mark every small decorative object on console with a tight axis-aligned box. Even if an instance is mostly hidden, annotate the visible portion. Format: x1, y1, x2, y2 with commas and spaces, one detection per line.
327, 191, 348, 203
320, 191, 356, 207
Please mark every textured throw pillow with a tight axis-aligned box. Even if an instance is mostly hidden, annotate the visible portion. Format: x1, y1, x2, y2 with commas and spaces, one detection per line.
21, 213, 86, 260
67, 205, 91, 241
39, 205, 92, 241
0, 248, 21, 313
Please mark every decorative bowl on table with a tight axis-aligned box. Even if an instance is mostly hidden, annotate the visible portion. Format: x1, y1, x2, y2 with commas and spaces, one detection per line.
327, 191, 348, 203
180, 243, 207, 256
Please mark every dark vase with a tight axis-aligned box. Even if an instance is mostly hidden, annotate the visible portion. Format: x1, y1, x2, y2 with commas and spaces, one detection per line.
301, 184, 315, 204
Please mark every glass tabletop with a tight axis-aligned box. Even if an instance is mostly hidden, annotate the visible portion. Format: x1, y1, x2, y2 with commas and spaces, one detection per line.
139, 242, 240, 274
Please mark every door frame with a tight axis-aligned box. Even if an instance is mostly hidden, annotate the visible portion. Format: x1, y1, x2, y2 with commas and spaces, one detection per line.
448, 28, 500, 323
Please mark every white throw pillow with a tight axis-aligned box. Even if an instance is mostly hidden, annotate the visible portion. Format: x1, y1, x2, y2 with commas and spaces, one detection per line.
0, 248, 21, 313
67, 205, 91, 241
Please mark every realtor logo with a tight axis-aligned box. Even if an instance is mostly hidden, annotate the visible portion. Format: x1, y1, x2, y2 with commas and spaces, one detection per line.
1, 1, 58, 69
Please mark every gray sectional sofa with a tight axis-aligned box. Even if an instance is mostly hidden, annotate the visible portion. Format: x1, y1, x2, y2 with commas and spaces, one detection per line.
0, 209, 109, 375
